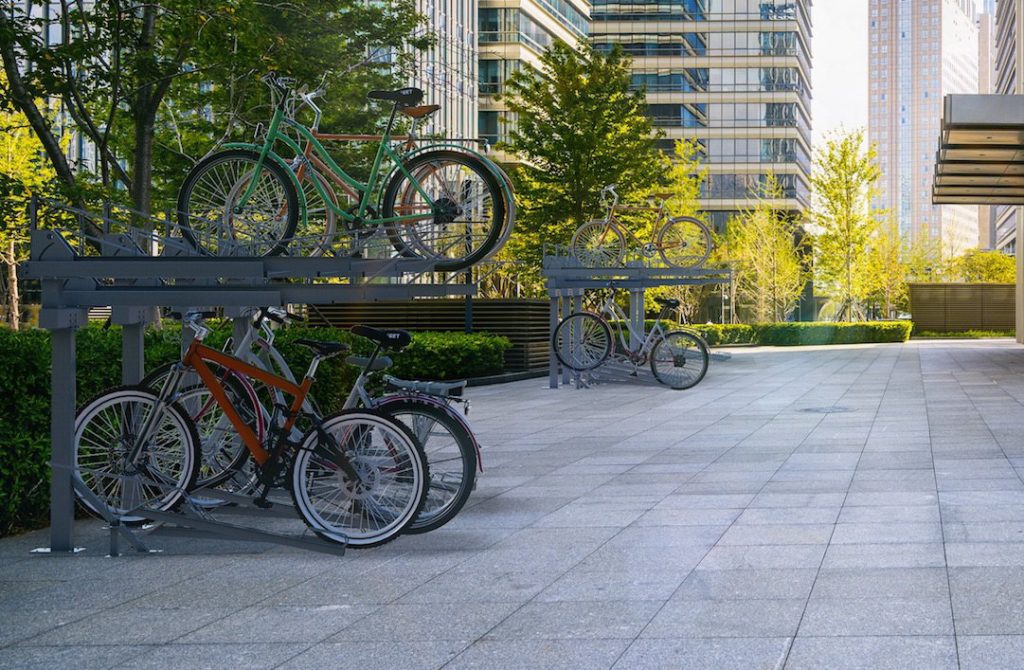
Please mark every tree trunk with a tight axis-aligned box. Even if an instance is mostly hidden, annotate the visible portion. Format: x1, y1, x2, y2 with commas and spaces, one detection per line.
7, 239, 19, 330
0, 13, 79, 200
130, 5, 159, 218
131, 111, 156, 217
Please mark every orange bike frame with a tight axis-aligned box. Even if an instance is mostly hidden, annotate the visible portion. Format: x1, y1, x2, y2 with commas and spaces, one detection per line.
182, 339, 313, 466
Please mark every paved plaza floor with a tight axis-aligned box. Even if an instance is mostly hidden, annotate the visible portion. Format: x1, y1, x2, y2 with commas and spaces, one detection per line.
6, 339, 1024, 668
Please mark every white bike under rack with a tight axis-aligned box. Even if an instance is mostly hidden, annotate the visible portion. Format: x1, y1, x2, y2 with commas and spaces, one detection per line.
542, 243, 731, 390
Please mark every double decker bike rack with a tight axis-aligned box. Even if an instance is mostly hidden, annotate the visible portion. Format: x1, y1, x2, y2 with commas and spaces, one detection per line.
27, 198, 502, 557
542, 244, 732, 389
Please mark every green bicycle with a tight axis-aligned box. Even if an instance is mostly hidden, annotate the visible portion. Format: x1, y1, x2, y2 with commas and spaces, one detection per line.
177, 73, 510, 271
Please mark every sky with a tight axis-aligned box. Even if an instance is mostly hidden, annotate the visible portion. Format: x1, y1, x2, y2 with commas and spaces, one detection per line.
811, 1, 869, 147
811, 0, 987, 147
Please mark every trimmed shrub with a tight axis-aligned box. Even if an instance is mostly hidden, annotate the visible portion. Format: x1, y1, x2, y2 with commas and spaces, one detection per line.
913, 329, 1015, 339
751, 321, 913, 346
610, 320, 912, 347
689, 324, 756, 346
0, 323, 510, 537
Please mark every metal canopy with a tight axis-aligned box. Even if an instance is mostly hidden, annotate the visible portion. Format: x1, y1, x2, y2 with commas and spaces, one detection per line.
933, 94, 1024, 205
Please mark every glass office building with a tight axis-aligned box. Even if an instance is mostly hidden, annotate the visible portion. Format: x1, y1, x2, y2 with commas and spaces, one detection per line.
869, 0, 980, 256
992, 0, 1022, 253
590, 0, 814, 232
478, 0, 591, 161
410, 0, 480, 138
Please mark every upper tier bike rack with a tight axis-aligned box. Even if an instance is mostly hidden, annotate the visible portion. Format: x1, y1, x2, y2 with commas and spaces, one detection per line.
26, 197, 495, 557
542, 243, 732, 390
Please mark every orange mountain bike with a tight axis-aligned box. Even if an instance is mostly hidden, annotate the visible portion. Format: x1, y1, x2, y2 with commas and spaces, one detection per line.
73, 312, 429, 548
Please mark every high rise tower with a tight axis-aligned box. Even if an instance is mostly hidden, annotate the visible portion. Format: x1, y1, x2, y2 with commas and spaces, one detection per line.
869, 0, 980, 255
589, 0, 813, 233
410, 0, 480, 138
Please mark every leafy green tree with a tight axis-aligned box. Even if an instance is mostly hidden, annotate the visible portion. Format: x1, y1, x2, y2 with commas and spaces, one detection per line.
0, 1, 428, 217
649, 139, 718, 322
810, 129, 883, 321
728, 174, 806, 322
858, 217, 908, 319
949, 249, 1016, 283
0, 75, 64, 328
499, 41, 664, 278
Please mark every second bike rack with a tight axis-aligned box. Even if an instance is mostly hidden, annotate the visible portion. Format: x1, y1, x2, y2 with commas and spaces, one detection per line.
542, 244, 731, 390
28, 199, 492, 557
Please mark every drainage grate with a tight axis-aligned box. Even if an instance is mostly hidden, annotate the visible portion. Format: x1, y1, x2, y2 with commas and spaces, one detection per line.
800, 406, 851, 414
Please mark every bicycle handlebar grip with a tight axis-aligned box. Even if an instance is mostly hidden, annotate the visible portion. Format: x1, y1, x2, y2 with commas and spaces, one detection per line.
263, 309, 285, 325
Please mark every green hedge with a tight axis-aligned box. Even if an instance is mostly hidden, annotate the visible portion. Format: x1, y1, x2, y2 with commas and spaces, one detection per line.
0, 324, 510, 537
611, 320, 911, 347
689, 324, 756, 346
913, 329, 1015, 339
751, 321, 913, 346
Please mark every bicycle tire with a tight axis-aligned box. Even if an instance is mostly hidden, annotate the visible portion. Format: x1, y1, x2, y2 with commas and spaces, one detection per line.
571, 220, 626, 267
381, 150, 506, 272
178, 148, 299, 257
290, 409, 428, 548
553, 312, 613, 372
141, 363, 258, 489
657, 216, 713, 268
375, 397, 477, 534
649, 330, 709, 390
74, 385, 200, 522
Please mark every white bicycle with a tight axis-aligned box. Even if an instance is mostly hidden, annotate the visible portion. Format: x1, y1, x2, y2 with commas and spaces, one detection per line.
553, 289, 710, 390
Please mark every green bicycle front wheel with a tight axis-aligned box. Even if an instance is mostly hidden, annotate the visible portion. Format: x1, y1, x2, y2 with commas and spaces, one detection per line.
178, 149, 299, 257
382, 150, 506, 272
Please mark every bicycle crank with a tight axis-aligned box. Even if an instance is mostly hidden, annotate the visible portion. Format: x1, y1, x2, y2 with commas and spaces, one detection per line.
641, 243, 657, 258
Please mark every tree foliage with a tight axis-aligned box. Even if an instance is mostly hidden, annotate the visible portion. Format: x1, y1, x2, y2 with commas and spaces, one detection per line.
810, 129, 883, 321
858, 217, 907, 319
949, 249, 1016, 283
0, 73, 64, 328
650, 139, 718, 322
728, 174, 806, 322
499, 41, 664, 281
0, 1, 428, 216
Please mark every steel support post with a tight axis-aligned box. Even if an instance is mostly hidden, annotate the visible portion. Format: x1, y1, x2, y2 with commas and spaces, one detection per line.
548, 292, 560, 389
232, 314, 249, 352
560, 294, 571, 385
629, 289, 645, 350
49, 327, 76, 552
121, 322, 145, 385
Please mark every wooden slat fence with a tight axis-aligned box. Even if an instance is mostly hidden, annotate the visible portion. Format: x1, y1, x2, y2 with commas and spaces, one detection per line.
908, 283, 1015, 331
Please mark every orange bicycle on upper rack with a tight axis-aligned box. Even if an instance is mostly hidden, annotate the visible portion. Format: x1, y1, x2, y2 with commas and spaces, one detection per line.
72, 312, 429, 548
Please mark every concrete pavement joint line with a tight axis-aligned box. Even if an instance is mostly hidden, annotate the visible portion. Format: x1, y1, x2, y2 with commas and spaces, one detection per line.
779, 345, 893, 669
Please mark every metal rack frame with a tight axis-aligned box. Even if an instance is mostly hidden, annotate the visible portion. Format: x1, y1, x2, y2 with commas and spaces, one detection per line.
27, 199, 487, 556
542, 244, 731, 389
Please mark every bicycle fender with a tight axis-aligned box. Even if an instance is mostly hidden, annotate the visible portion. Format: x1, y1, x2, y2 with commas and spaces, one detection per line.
221, 142, 308, 226
375, 394, 484, 472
